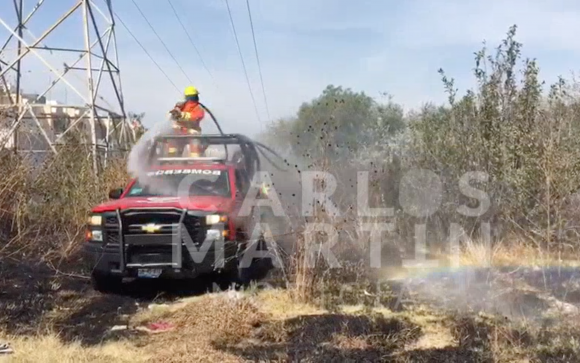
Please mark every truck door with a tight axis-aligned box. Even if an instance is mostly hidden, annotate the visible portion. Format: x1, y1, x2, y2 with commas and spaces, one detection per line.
233, 168, 251, 240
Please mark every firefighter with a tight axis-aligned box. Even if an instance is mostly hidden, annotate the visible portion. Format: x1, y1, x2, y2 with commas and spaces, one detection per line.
168, 86, 206, 157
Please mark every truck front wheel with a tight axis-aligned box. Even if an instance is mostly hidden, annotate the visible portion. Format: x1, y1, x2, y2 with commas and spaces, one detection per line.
91, 271, 123, 294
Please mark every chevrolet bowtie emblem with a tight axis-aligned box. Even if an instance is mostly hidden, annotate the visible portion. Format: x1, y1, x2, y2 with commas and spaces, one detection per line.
142, 224, 161, 233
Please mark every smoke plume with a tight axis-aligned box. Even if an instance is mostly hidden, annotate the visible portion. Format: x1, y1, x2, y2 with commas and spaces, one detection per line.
126, 117, 177, 196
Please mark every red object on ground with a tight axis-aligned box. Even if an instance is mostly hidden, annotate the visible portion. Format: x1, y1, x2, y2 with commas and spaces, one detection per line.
146, 321, 174, 332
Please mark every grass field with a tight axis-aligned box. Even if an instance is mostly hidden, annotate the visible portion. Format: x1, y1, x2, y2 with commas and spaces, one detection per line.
2, 248, 580, 363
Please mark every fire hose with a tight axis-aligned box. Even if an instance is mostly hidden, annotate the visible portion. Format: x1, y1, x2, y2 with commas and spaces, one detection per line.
164, 103, 291, 175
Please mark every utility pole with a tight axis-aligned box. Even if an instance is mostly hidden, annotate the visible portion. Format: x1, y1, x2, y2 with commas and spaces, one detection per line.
0, 0, 134, 172
13, 0, 23, 153
82, 0, 98, 174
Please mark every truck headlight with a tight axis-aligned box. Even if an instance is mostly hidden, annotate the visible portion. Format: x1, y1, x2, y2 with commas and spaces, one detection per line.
207, 229, 228, 240
86, 229, 103, 242
207, 229, 221, 239
206, 214, 227, 225
91, 230, 103, 242
88, 214, 102, 226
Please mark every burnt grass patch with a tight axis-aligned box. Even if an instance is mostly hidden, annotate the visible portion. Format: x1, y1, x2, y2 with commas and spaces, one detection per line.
0, 258, 238, 346
217, 312, 422, 362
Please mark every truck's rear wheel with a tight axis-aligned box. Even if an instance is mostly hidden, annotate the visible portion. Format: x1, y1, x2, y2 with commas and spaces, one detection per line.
212, 266, 239, 290
91, 271, 123, 294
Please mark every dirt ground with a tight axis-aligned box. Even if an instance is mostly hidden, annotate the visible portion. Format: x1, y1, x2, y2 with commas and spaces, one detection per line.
2, 258, 580, 362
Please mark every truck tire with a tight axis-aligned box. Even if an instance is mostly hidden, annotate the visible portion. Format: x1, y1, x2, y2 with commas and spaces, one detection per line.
237, 238, 274, 286
213, 265, 240, 290
91, 272, 123, 294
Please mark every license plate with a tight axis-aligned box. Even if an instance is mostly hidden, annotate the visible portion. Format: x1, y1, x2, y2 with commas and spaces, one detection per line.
138, 268, 162, 278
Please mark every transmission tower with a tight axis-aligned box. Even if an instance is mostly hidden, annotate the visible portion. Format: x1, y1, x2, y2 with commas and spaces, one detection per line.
0, 0, 134, 173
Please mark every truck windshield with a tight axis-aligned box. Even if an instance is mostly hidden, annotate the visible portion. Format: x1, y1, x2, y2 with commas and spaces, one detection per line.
126, 169, 231, 198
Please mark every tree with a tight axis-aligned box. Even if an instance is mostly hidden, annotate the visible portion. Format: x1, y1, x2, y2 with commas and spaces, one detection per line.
409, 25, 580, 240
128, 111, 146, 141
265, 85, 406, 162
128, 111, 145, 123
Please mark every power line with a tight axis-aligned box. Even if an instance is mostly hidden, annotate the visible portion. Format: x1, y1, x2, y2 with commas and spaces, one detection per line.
129, 0, 193, 85
245, 0, 271, 123
224, 0, 262, 125
166, 0, 219, 91
113, 11, 180, 92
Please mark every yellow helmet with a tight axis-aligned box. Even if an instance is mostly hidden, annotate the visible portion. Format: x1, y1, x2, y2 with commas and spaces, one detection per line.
184, 86, 198, 96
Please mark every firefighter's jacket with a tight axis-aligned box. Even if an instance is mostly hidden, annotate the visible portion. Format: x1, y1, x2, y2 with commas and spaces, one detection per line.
175, 100, 204, 132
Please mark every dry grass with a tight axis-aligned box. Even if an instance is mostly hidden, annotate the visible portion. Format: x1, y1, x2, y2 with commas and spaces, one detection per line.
0, 285, 580, 362
0, 334, 147, 363
0, 139, 128, 264
459, 237, 580, 268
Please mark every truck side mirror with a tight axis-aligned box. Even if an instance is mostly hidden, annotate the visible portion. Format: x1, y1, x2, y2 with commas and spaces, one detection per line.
109, 188, 123, 199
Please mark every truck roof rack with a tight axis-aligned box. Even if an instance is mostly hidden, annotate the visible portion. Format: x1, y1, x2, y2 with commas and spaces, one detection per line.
147, 132, 288, 177
155, 134, 247, 145
148, 133, 256, 166
155, 156, 227, 163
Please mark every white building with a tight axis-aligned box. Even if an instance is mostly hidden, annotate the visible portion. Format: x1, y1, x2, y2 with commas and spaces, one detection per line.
0, 85, 113, 151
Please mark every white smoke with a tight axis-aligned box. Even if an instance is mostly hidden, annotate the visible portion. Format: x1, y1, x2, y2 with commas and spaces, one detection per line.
126, 117, 230, 198
126, 116, 178, 196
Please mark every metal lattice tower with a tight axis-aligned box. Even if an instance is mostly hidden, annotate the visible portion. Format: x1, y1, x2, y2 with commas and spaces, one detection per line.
0, 0, 134, 173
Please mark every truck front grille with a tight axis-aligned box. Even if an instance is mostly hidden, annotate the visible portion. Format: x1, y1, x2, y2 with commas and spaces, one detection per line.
101, 209, 226, 270
101, 211, 208, 247
102, 211, 120, 246
118, 209, 207, 244
101, 210, 204, 244
106, 230, 119, 245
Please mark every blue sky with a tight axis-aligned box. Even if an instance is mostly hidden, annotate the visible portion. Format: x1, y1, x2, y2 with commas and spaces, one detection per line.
1, 0, 580, 136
